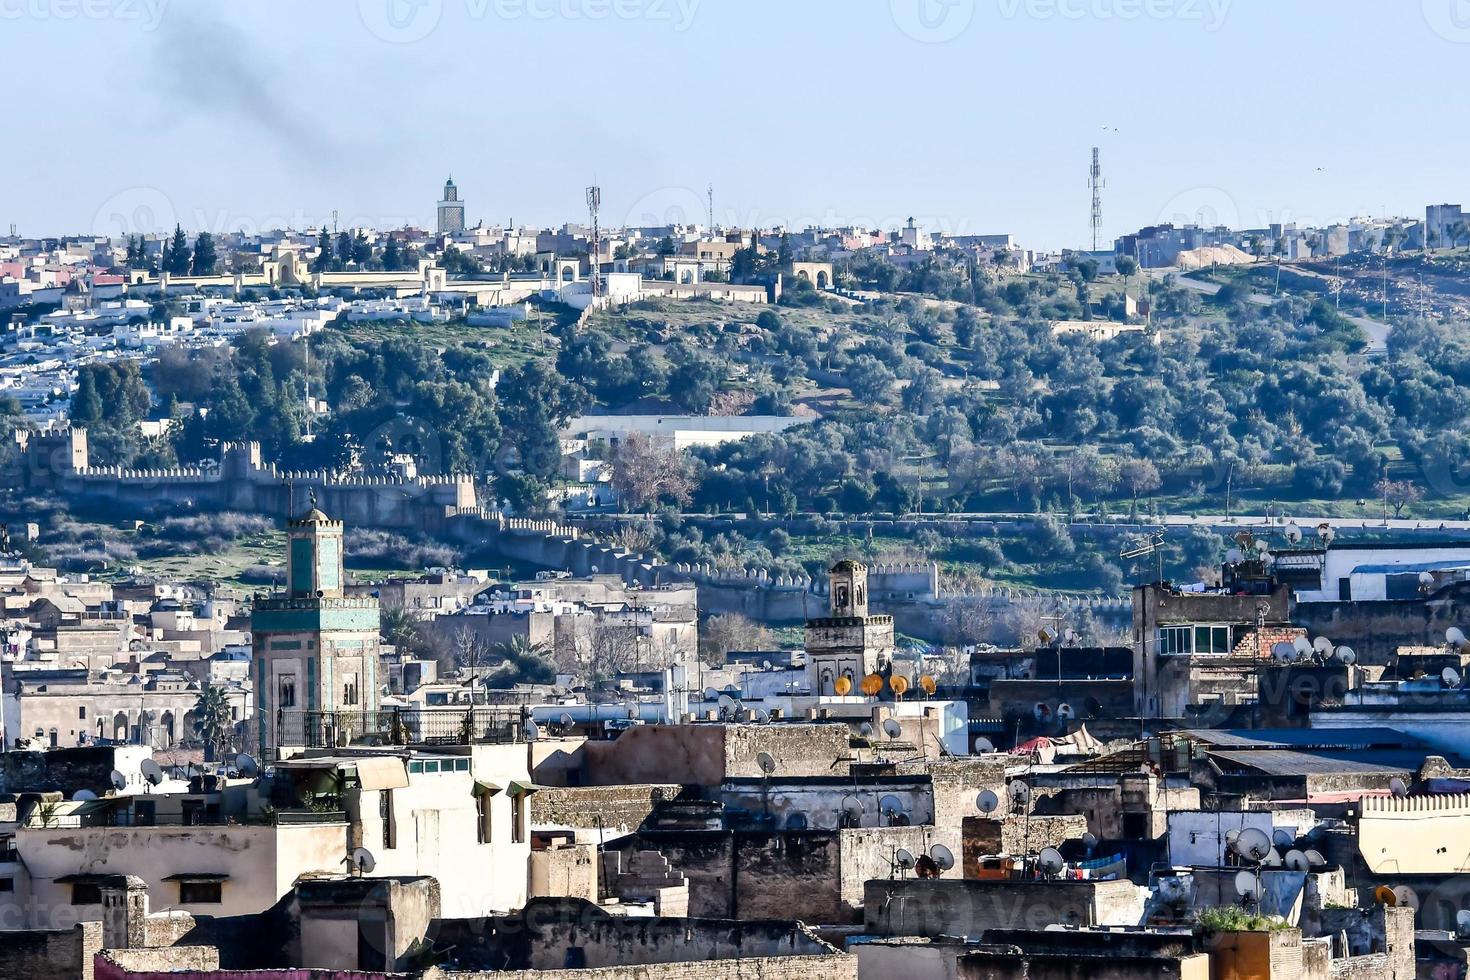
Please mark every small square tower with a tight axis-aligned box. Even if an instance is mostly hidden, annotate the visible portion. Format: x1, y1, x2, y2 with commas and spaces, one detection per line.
804, 560, 894, 697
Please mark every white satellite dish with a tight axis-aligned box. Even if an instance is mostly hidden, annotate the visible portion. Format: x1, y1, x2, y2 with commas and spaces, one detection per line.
703, 687, 720, 702
1235, 870, 1261, 901
976, 790, 1001, 815
1008, 781, 1031, 805
895, 848, 916, 870
755, 709, 771, 724
1292, 636, 1313, 657
235, 753, 258, 778
1225, 548, 1244, 564
1304, 849, 1327, 868
930, 844, 955, 871
717, 695, 738, 713
72, 789, 97, 802
1444, 667, 1462, 688
1056, 703, 1076, 721
1033, 702, 1052, 722
109, 769, 127, 792
525, 721, 541, 741
1082, 832, 1099, 851
974, 737, 995, 753
1271, 642, 1296, 663
756, 751, 777, 775
1284, 849, 1311, 872
1237, 828, 1273, 863
1312, 636, 1334, 655
1456, 909, 1470, 939
1037, 847, 1065, 877
558, 713, 575, 729
1335, 646, 1357, 666
1285, 524, 1302, 544
1420, 571, 1436, 588
840, 798, 863, 826
141, 760, 164, 786
859, 722, 875, 737
1393, 885, 1419, 910
1449, 627, 1468, 649
1261, 849, 1283, 868
351, 847, 376, 874
1319, 524, 1336, 545
1389, 777, 1408, 798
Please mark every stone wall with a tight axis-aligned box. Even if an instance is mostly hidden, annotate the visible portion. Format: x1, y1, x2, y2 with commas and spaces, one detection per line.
99, 946, 219, 974
579, 724, 851, 788
446, 954, 858, 980
961, 814, 1090, 875
529, 844, 598, 903
530, 785, 683, 834
863, 879, 1146, 939
0, 923, 102, 980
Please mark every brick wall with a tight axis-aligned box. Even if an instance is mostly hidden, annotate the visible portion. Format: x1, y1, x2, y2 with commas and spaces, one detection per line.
0, 922, 101, 980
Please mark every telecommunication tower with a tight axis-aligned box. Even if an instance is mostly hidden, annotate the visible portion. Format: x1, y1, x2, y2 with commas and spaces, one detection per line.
707, 183, 715, 232
1089, 147, 1104, 252
586, 184, 603, 300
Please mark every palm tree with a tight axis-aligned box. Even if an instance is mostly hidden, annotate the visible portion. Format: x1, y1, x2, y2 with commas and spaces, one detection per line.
380, 605, 425, 655
192, 686, 233, 762
487, 635, 555, 689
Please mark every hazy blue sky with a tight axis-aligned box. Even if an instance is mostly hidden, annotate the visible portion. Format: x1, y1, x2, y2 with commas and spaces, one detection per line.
7, 0, 1470, 249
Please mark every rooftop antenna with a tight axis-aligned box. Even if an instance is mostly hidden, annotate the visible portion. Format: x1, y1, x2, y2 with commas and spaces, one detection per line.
332, 210, 339, 236
707, 182, 715, 232
586, 184, 603, 301
1089, 146, 1104, 253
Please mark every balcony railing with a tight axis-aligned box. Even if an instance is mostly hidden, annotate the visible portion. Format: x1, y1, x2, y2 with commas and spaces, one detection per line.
276, 707, 524, 750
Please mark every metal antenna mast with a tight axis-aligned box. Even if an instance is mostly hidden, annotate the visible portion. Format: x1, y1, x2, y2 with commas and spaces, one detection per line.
1089, 147, 1104, 252
586, 184, 602, 301
707, 183, 715, 231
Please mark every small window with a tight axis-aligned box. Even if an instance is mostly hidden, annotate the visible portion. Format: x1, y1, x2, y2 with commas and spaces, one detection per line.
408, 761, 424, 774
78, 706, 86, 720
343, 673, 359, 707
423, 760, 439, 773
279, 674, 297, 709
476, 792, 491, 844
72, 882, 102, 905
381, 790, 396, 849
455, 759, 470, 772
179, 880, 222, 904
0, 878, 12, 892
512, 792, 526, 844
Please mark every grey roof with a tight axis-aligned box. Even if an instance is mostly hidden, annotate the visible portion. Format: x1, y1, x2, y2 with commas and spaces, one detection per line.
1179, 728, 1421, 751
1207, 749, 1413, 777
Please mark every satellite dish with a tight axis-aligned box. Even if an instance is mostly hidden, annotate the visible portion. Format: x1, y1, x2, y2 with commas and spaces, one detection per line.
841, 798, 863, 826
1304, 849, 1327, 868
1235, 870, 1261, 901
1271, 642, 1296, 663
882, 718, 903, 740
919, 675, 937, 695
1420, 571, 1436, 588
1456, 909, 1470, 938
1225, 548, 1244, 564
1449, 627, 1468, 649
1312, 636, 1334, 655
930, 844, 955, 871
1336, 646, 1357, 666
717, 695, 738, 713
1038, 627, 1057, 645
755, 709, 771, 724
1255, 540, 1270, 554
1284, 849, 1311, 872
859, 722, 875, 737
110, 769, 127, 791
860, 674, 884, 697
1393, 885, 1419, 910
141, 760, 164, 786
558, 713, 575, 729
703, 687, 720, 702
1237, 828, 1273, 863
1319, 524, 1336, 545
1285, 524, 1302, 544
1374, 884, 1398, 906
1292, 636, 1312, 656
1082, 832, 1099, 852
785, 813, 809, 831
72, 789, 97, 801
235, 753, 258, 778
627, 706, 640, 720
1033, 702, 1053, 722
756, 751, 777, 775
889, 676, 909, 698
1056, 702, 1076, 721
834, 676, 853, 697
974, 737, 995, 753
1008, 781, 1031, 805
879, 794, 905, 817
1037, 847, 1065, 877
525, 721, 541, 741
1272, 829, 1294, 848
1445, 667, 1462, 688
351, 847, 376, 874
976, 790, 1001, 815
895, 848, 916, 871
1261, 849, 1283, 868
1389, 777, 1408, 798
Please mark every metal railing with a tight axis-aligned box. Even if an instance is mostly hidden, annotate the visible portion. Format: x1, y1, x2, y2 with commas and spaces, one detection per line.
276, 707, 524, 750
